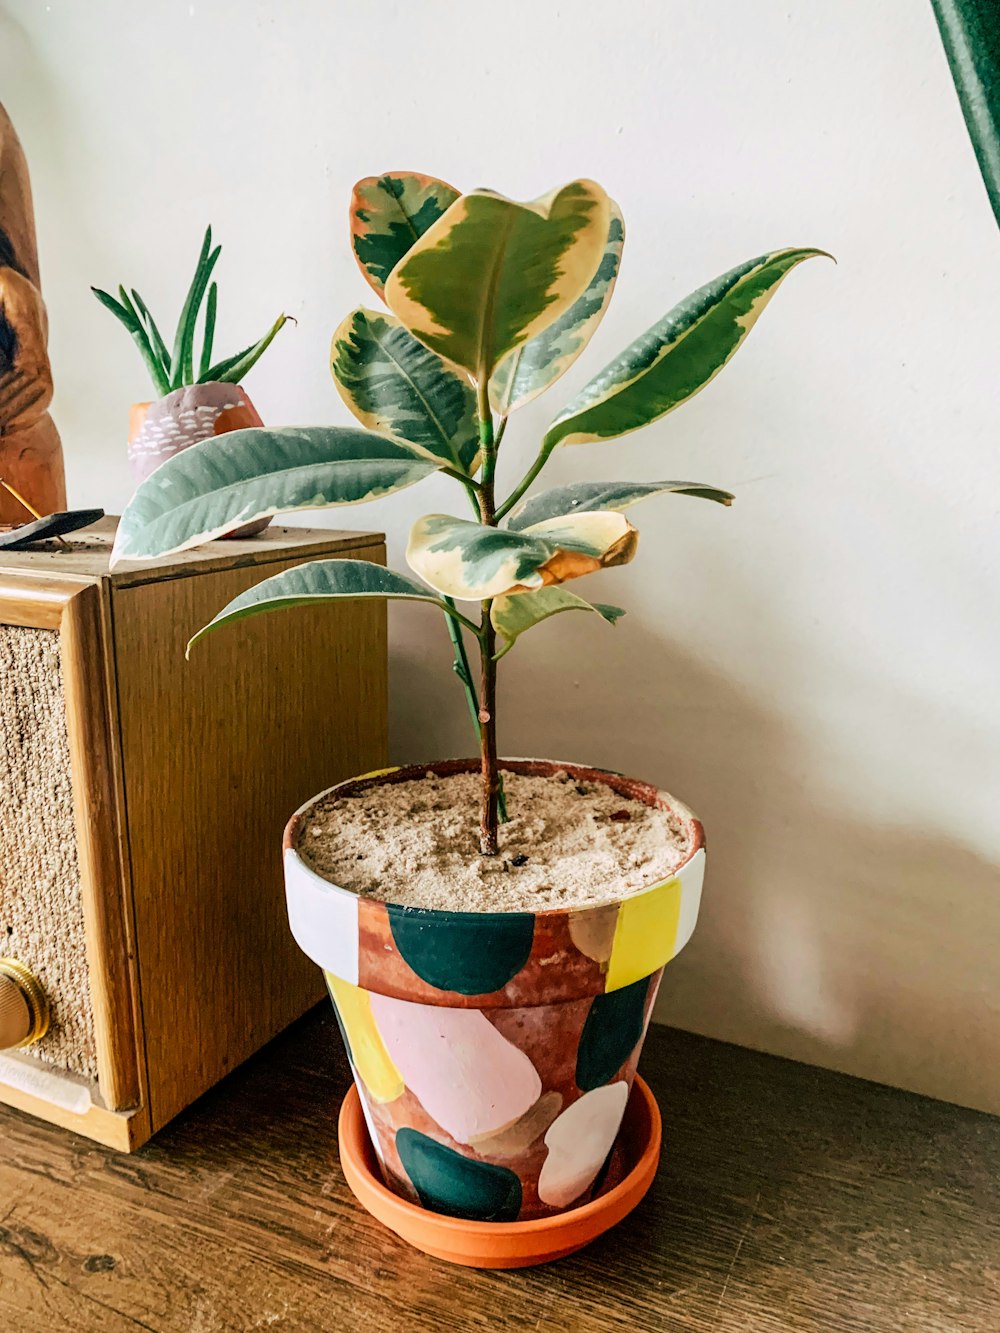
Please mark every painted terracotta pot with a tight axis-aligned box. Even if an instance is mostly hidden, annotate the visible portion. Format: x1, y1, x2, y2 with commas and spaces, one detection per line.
283, 758, 706, 1224
127, 382, 269, 538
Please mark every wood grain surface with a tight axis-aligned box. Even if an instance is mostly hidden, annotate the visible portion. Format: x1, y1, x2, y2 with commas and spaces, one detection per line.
0, 519, 385, 585
110, 541, 388, 1132
62, 582, 143, 1115
0, 1013, 997, 1332
0, 522, 387, 1149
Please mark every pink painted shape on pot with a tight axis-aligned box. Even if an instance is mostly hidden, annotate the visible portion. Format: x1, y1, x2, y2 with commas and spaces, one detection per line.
369, 992, 542, 1145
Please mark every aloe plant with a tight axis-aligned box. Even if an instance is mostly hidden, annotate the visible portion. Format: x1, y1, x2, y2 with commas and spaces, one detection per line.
111, 174, 829, 855
92, 225, 290, 397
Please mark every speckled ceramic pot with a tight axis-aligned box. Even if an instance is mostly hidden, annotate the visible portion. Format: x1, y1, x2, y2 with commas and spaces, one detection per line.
283, 758, 706, 1223
128, 382, 269, 538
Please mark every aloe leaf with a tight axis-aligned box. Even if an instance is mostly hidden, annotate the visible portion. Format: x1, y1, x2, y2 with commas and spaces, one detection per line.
111, 426, 441, 566
507, 480, 733, 531
542, 247, 830, 452
187, 558, 474, 653
92, 285, 170, 395
206, 313, 291, 384
91, 285, 134, 328
200, 281, 217, 379
131, 288, 172, 381
170, 226, 219, 388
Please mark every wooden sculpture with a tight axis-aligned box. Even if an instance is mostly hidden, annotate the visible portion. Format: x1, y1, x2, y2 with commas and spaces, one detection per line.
0, 104, 66, 526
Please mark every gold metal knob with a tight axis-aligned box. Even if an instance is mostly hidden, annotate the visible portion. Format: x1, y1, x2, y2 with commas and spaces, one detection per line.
0, 959, 50, 1049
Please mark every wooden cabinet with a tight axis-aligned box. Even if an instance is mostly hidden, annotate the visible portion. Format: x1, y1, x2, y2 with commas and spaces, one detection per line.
0, 519, 387, 1149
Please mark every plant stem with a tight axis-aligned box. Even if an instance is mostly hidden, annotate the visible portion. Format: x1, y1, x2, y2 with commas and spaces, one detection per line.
475, 380, 501, 855
444, 597, 509, 825
478, 595, 500, 855
444, 599, 481, 733
495, 442, 550, 523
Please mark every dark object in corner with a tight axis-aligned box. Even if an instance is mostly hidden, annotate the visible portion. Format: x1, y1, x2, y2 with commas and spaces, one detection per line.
0, 508, 104, 549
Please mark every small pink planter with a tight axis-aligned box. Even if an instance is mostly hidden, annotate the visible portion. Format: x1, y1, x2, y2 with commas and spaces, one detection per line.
283, 758, 706, 1224
127, 382, 269, 538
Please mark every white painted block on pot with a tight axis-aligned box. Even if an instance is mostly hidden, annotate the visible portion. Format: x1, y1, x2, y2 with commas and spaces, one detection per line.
284, 849, 359, 985
673, 846, 706, 959
538, 1081, 631, 1208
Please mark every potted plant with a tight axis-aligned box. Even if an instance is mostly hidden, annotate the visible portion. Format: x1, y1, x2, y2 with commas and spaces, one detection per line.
110, 173, 826, 1256
93, 225, 291, 536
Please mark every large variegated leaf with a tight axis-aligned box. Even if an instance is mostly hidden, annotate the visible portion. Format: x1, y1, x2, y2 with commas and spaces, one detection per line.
111, 427, 439, 566
385, 180, 611, 382
350, 173, 460, 298
507, 479, 733, 531
491, 586, 624, 651
542, 247, 830, 451
489, 202, 625, 414
188, 559, 461, 652
331, 307, 479, 474
406, 510, 637, 601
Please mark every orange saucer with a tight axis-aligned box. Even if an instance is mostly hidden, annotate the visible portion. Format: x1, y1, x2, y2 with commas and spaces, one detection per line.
338, 1075, 662, 1268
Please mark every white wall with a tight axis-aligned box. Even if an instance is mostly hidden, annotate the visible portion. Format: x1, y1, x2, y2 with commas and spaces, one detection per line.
5, 0, 1000, 1112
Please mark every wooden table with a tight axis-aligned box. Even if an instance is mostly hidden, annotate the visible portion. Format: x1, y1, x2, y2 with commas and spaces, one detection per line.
1, 1008, 998, 1332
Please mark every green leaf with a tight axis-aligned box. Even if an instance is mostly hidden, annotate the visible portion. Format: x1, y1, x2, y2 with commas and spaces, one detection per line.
200, 281, 218, 379
932, 0, 1000, 232
91, 285, 131, 327
130, 289, 172, 380
385, 180, 612, 382
199, 313, 291, 384
111, 426, 440, 566
507, 479, 733, 531
490, 202, 625, 415
350, 172, 460, 298
187, 558, 469, 653
491, 586, 624, 652
91, 285, 171, 396
331, 307, 480, 474
406, 510, 637, 601
542, 247, 831, 451
170, 226, 220, 388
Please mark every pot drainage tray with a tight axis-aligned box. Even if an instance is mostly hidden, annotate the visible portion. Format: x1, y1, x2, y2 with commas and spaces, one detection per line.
338, 1073, 662, 1268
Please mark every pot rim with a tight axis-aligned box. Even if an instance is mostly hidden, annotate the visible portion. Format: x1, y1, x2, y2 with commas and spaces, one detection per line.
283, 756, 704, 920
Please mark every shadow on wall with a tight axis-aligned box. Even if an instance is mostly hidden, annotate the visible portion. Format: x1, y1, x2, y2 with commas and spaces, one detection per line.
389, 570, 1000, 1116
615, 615, 1000, 1116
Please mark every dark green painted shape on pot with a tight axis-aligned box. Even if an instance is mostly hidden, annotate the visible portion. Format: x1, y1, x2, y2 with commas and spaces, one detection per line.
396, 1128, 523, 1221
386, 904, 534, 996
576, 975, 650, 1091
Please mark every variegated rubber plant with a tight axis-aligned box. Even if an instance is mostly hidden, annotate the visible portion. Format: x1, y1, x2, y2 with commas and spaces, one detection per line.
111, 173, 829, 855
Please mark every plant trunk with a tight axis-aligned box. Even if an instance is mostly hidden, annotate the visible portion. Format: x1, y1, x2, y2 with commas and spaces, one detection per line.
476, 389, 500, 856
478, 600, 500, 855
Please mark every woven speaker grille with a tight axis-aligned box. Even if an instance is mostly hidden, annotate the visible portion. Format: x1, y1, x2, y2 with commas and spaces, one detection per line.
0, 625, 97, 1079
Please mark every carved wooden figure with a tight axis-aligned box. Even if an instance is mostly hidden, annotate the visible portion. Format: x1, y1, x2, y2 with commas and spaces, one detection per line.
0, 104, 66, 526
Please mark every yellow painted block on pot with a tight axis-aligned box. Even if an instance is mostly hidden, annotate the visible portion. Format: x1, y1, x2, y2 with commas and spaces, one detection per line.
325, 973, 404, 1103
605, 878, 682, 992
